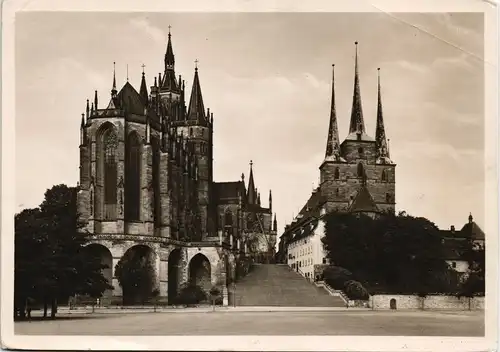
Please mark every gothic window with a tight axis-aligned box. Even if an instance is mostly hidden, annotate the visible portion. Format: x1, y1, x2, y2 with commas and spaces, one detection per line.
103, 129, 118, 219
336, 188, 339, 196
381, 169, 387, 182
224, 210, 233, 228
190, 128, 193, 136
386, 193, 391, 203
334, 167, 340, 180
152, 138, 161, 227
125, 132, 141, 221
358, 147, 364, 155
357, 163, 364, 178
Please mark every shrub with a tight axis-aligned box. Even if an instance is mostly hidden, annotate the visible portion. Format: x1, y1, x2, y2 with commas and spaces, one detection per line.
323, 266, 353, 289
344, 280, 369, 300
175, 284, 207, 306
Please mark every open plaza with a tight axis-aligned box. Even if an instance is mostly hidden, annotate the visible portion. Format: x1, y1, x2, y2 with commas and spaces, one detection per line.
15, 309, 484, 337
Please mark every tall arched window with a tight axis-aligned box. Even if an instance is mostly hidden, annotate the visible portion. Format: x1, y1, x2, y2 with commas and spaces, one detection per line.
357, 163, 364, 178
151, 137, 161, 227
381, 169, 387, 182
334, 167, 340, 180
103, 128, 118, 219
125, 132, 141, 221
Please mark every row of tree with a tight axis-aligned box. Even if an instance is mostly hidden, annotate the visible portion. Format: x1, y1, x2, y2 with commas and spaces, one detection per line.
14, 184, 112, 319
321, 211, 485, 297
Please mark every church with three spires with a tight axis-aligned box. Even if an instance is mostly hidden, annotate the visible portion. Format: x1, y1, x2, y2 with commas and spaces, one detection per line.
276, 42, 396, 272
76, 30, 277, 303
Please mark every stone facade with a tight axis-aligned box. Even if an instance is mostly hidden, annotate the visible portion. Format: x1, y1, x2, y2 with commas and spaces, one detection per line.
76, 31, 277, 304
370, 294, 484, 310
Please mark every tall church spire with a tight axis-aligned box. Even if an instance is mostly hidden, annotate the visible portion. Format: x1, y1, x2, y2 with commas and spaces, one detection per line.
247, 160, 257, 205
111, 62, 117, 98
375, 68, 392, 164
349, 42, 365, 135
165, 26, 175, 72
324, 64, 345, 162
187, 63, 206, 122
140, 66, 148, 103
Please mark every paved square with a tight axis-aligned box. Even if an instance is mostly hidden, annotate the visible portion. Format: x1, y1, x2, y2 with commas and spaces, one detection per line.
15, 310, 484, 336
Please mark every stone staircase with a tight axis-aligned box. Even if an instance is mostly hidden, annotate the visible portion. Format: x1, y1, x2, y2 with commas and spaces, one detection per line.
232, 264, 346, 307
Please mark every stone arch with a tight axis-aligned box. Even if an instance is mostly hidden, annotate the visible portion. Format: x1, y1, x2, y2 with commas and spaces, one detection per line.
390, 298, 397, 310
188, 253, 212, 292
167, 247, 183, 305
96, 122, 119, 220
357, 163, 364, 178
83, 243, 113, 299
116, 244, 156, 305
125, 131, 142, 221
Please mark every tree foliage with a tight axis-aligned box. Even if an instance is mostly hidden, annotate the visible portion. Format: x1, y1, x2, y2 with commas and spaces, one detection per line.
14, 184, 112, 319
458, 240, 485, 297
114, 246, 156, 305
322, 212, 457, 295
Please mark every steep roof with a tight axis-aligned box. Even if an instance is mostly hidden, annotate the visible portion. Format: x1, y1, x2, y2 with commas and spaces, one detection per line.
115, 81, 146, 115
460, 221, 485, 241
213, 181, 245, 201
348, 186, 379, 213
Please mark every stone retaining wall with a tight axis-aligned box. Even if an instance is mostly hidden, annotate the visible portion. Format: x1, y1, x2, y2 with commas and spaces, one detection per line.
370, 294, 484, 310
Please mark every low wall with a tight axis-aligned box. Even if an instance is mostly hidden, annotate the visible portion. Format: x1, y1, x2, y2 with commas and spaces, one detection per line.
371, 294, 485, 310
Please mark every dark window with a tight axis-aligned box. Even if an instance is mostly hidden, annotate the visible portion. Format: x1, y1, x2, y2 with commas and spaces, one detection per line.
322, 258, 327, 264
357, 163, 364, 178
125, 132, 141, 221
386, 193, 391, 203
358, 147, 364, 154
189, 128, 193, 136
382, 170, 387, 181
334, 167, 340, 180
152, 138, 161, 226
103, 129, 118, 219
452, 262, 457, 269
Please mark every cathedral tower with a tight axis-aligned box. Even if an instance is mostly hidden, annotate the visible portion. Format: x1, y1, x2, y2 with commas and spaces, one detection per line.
320, 42, 396, 215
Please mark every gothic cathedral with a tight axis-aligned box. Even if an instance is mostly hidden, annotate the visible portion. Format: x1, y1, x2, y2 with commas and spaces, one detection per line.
76, 31, 277, 304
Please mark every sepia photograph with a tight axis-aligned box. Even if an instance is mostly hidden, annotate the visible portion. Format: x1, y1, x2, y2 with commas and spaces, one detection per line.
1, 1, 498, 351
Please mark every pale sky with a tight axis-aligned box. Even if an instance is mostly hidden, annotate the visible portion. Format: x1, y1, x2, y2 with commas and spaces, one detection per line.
15, 12, 485, 233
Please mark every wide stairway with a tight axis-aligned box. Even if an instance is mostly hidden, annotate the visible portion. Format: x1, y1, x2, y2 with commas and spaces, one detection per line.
233, 264, 346, 307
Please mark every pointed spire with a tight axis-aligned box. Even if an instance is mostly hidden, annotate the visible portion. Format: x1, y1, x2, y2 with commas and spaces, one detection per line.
187, 62, 206, 122
257, 192, 261, 206
469, 212, 473, 224
94, 90, 98, 111
375, 68, 391, 163
165, 25, 175, 71
273, 213, 277, 232
81, 112, 85, 128
111, 62, 117, 98
247, 160, 256, 204
86, 99, 90, 119
324, 64, 345, 162
91, 102, 94, 116
269, 189, 273, 212
140, 67, 149, 103
349, 42, 365, 135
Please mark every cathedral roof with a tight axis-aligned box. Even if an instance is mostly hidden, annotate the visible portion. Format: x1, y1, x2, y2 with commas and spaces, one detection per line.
348, 186, 379, 213
343, 132, 375, 142
213, 181, 246, 201
187, 67, 206, 122
116, 81, 147, 115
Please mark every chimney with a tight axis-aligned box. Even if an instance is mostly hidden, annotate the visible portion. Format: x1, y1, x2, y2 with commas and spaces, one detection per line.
450, 225, 455, 232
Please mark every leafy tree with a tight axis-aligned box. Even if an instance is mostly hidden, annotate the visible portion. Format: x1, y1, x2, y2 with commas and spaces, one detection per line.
114, 247, 155, 305
322, 266, 353, 289
14, 184, 112, 319
344, 280, 369, 300
175, 283, 207, 306
322, 211, 457, 295
458, 239, 485, 306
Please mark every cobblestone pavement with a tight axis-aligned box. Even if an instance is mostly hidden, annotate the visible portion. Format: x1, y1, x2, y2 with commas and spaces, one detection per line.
15, 310, 484, 336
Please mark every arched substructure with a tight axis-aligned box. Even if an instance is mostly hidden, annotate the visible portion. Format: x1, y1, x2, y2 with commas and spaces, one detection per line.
167, 248, 183, 305
115, 245, 156, 305
95, 123, 118, 220
188, 253, 212, 294
83, 244, 113, 300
